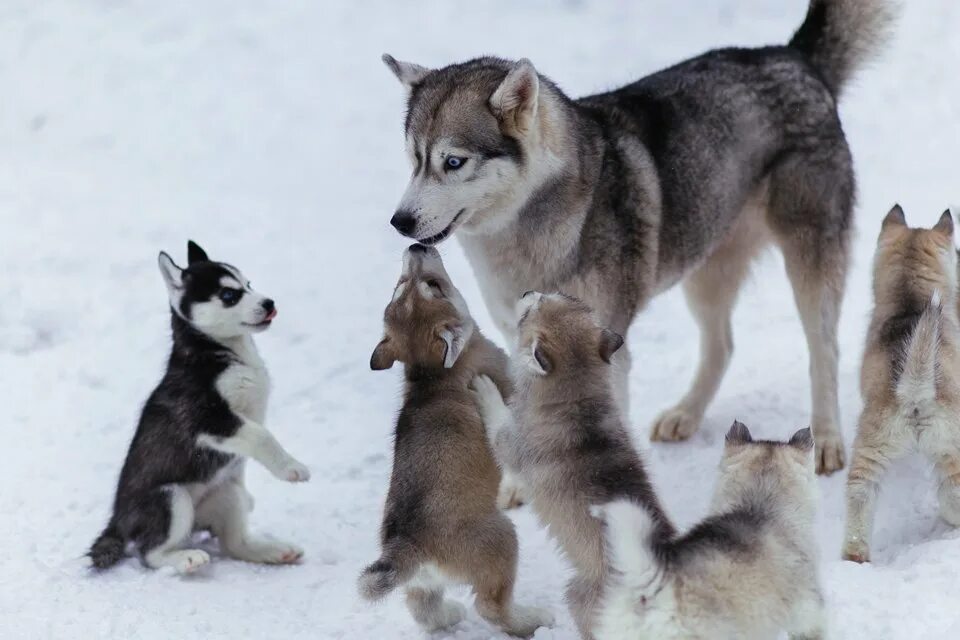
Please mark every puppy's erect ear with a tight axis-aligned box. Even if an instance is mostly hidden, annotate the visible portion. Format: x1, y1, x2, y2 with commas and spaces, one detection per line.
526, 339, 552, 376
187, 240, 209, 265
725, 420, 753, 446
490, 59, 539, 135
382, 54, 431, 88
598, 329, 624, 364
370, 337, 397, 371
788, 427, 815, 451
881, 204, 906, 230
158, 251, 183, 291
439, 324, 469, 369
933, 209, 954, 237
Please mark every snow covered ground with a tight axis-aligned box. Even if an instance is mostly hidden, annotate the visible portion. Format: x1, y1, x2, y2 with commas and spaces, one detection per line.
1, 1, 958, 638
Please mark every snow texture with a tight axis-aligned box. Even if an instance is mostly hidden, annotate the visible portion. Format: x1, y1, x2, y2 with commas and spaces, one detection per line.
1, 1, 958, 638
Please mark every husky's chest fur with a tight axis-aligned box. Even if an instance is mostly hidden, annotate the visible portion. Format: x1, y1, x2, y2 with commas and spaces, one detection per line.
216, 336, 271, 423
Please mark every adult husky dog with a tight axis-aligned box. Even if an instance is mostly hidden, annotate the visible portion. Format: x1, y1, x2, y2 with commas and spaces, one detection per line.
383, 0, 894, 474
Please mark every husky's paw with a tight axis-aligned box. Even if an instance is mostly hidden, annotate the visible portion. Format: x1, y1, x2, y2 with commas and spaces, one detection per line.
497, 470, 527, 510
504, 604, 554, 637
170, 549, 211, 574
814, 431, 845, 475
233, 539, 304, 565
650, 405, 702, 442
470, 375, 508, 428
420, 600, 466, 633
274, 459, 311, 483
841, 538, 870, 564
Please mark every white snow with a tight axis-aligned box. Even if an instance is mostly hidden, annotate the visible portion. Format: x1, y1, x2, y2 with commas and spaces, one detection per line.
1, 1, 959, 638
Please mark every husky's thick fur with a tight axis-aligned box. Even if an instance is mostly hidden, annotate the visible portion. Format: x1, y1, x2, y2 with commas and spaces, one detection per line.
593, 422, 824, 640
843, 207, 960, 564
358, 245, 551, 637
472, 292, 673, 638
385, 0, 895, 475
89, 241, 309, 574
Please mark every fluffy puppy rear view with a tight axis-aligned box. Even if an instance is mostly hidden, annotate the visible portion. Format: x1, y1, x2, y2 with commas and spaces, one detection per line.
358, 244, 551, 637
88, 241, 309, 574
593, 423, 825, 640
843, 207, 960, 563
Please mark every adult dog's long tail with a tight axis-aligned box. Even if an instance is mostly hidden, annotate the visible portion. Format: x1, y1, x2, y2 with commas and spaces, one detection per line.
896, 292, 943, 409
789, 0, 896, 96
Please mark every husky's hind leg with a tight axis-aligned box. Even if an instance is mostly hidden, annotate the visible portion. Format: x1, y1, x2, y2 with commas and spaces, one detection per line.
138, 485, 210, 574
194, 481, 302, 564
652, 192, 770, 442
935, 453, 960, 526
768, 148, 853, 475
404, 566, 466, 633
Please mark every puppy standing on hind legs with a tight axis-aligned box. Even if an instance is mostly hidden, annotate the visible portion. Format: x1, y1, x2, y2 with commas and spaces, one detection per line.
88, 241, 309, 574
357, 244, 551, 637
843, 207, 960, 563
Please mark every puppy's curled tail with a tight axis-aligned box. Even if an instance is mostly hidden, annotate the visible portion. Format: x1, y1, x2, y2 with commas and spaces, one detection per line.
789, 0, 896, 96
896, 292, 943, 409
88, 522, 125, 570
358, 540, 419, 601
591, 500, 663, 589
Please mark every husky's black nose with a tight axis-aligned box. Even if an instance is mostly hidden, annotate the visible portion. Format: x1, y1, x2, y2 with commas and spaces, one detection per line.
390, 210, 417, 236
261, 299, 275, 313
407, 244, 427, 254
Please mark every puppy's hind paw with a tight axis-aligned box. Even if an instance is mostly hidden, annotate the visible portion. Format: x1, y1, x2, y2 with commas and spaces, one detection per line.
504, 604, 554, 637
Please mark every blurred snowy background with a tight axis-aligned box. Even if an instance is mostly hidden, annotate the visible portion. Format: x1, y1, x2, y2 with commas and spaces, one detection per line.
1, 1, 958, 638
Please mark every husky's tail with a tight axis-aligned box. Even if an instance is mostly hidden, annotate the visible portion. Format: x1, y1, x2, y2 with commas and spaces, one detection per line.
88, 522, 125, 570
358, 540, 419, 601
591, 501, 663, 589
789, 0, 896, 96
896, 292, 943, 408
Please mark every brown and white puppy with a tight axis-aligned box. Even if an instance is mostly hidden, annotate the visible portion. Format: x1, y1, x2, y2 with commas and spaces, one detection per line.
843, 206, 960, 563
472, 292, 673, 639
358, 245, 552, 637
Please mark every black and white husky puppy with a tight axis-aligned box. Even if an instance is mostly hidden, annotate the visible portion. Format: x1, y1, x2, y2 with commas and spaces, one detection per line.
89, 241, 310, 574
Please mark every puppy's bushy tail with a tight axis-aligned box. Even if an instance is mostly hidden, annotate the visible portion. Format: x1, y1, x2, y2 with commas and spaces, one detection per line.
896, 292, 943, 408
88, 522, 125, 571
591, 500, 663, 590
358, 540, 419, 601
789, 0, 896, 96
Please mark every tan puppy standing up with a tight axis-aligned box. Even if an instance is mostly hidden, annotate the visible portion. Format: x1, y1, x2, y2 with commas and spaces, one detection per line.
357, 244, 552, 637
843, 206, 960, 563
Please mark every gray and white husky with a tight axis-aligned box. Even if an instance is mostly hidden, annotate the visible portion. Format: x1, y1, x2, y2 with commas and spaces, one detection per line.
89, 241, 309, 574
384, 0, 895, 475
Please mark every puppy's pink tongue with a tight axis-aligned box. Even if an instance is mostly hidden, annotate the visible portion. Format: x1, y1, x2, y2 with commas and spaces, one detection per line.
266, 308, 278, 321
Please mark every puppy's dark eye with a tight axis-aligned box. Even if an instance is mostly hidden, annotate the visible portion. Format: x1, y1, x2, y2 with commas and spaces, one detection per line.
444, 156, 466, 171
425, 279, 443, 295
219, 288, 243, 306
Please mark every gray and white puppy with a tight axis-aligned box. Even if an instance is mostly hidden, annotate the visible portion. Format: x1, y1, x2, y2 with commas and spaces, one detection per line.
472, 292, 673, 639
592, 423, 824, 640
386, 0, 896, 475
358, 245, 552, 638
89, 241, 308, 574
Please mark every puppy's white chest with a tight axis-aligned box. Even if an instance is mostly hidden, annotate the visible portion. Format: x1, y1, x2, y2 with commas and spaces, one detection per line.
216, 343, 270, 422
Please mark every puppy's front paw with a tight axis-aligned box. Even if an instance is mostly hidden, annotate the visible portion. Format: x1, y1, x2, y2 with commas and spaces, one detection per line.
274, 459, 310, 483
470, 375, 507, 425
497, 470, 527, 510
232, 539, 304, 565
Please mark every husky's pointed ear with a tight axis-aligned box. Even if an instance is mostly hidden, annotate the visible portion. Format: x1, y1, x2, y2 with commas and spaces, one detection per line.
881, 204, 906, 230
598, 329, 624, 364
187, 240, 209, 265
490, 58, 539, 135
370, 337, 397, 371
725, 420, 753, 446
526, 339, 552, 375
439, 324, 469, 369
788, 427, 815, 451
382, 54, 431, 88
158, 251, 183, 291
933, 209, 954, 237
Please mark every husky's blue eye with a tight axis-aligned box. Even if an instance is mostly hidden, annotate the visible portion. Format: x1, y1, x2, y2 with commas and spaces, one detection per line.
444, 156, 465, 171
219, 288, 242, 306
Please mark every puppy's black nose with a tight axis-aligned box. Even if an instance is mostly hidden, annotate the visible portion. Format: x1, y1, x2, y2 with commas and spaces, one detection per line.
261, 299, 275, 313
391, 210, 417, 236
408, 244, 427, 254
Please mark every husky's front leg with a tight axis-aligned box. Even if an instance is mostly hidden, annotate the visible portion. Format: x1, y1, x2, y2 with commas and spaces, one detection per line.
471, 375, 526, 510
198, 419, 310, 482
195, 481, 303, 564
